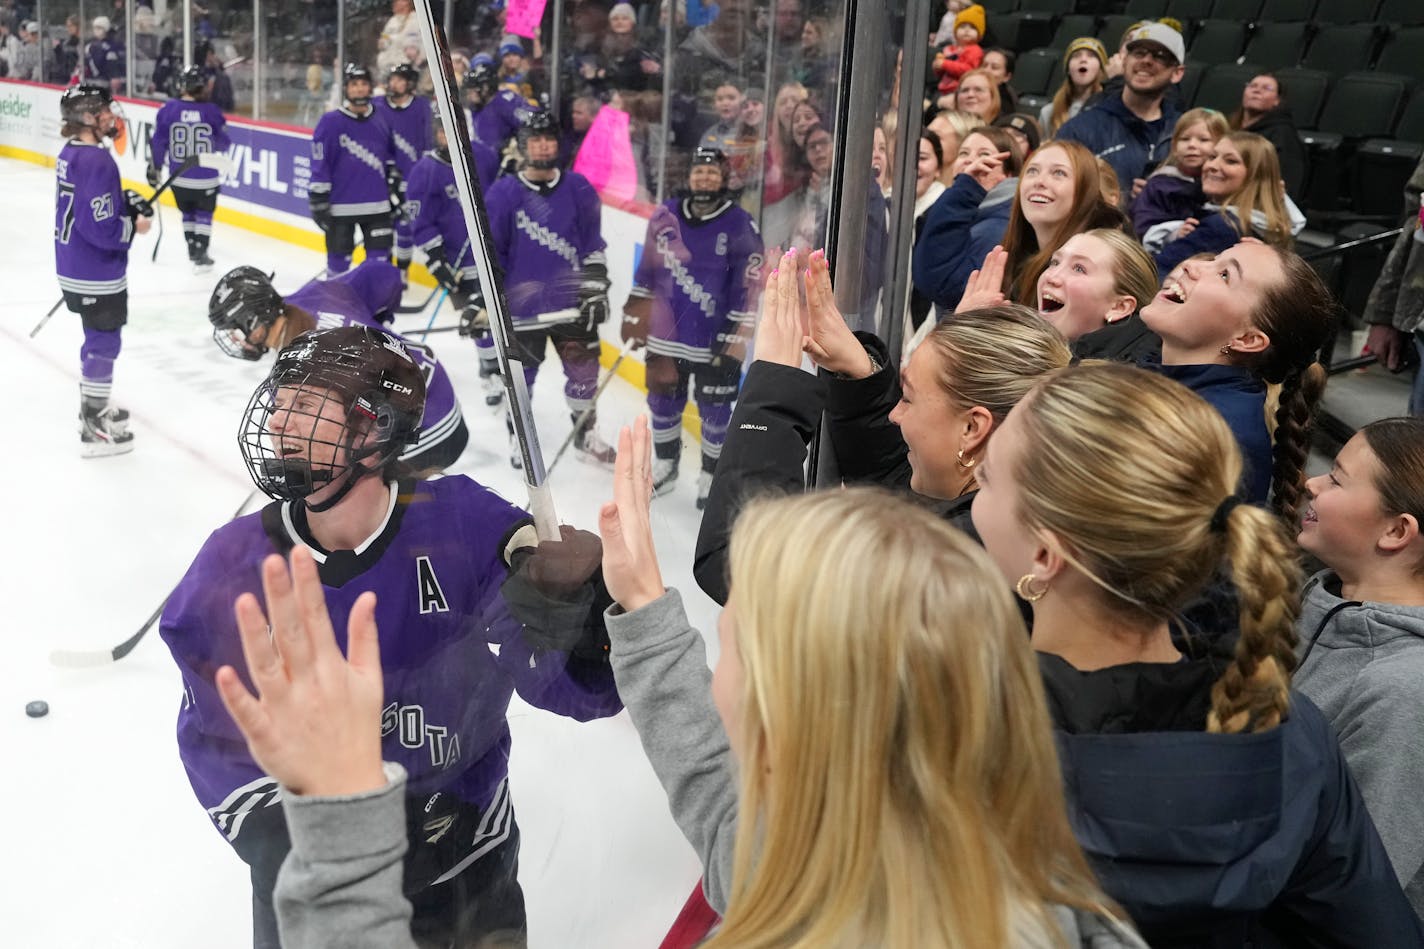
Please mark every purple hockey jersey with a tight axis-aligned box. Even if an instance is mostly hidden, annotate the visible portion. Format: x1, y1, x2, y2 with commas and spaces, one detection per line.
310, 107, 397, 217
631, 198, 764, 362
54, 140, 134, 295
486, 170, 606, 320
470, 89, 529, 152
374, 94, 434, 176
159, 476, 622, 877
406, 144, 499, 274
84, 37, 123, 80
286, 261, 462, 459
152, 99, 231, 187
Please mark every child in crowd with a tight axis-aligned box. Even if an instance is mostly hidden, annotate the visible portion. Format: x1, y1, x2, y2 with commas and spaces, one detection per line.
1040, 38, 1107, 136
1131, 107, 1231, 239
934, 4, 985, 98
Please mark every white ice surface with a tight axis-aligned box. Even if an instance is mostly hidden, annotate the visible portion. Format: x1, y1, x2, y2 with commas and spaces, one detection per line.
0, 158, 723, 948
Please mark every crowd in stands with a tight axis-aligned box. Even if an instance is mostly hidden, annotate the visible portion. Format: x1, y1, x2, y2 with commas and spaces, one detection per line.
35, 0, 1424, 945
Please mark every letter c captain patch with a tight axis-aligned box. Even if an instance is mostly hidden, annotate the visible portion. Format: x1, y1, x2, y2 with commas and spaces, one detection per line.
416, 555, 449, 614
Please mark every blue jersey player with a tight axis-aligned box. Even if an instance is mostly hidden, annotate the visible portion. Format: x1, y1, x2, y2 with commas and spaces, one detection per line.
624, 148, 763, 507
54, 84, 152, 457
207, 261, 469, 475
374, 63, 432, 286
406, 115, 504, 406
159, 325, 621, 949
309, 64, 399, 276
483, 110, 617, 468
150, 65, 231, 273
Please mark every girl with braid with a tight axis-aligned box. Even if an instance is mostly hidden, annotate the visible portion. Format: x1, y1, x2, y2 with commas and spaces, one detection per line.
1142, 242, 1330, 514
970, 361, 1421, 946
1295, 417, 1424, 916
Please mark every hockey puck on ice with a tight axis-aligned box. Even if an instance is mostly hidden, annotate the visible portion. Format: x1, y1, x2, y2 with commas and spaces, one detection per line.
25, 700, 49, 718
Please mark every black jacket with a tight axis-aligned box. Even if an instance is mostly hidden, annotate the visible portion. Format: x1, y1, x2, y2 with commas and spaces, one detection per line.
1072, 312, 1162, 364
1043, 651, 1423, 948
1243, 107, 1306, 202
694, 335, 970, 605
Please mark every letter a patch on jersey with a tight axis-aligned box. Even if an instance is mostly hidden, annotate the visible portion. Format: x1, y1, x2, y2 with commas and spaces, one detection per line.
415, 555, 449, 614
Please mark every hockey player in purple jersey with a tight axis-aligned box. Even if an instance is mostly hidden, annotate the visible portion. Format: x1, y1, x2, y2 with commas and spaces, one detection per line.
159, 325, 622, 949
150, 65, 231, 273
374, 63, 432, 287
208, 261, 468, 474
309, 64, 399, 277
54, 84, 152, 457
483, 109, 617, 468
624, 147, 763, 507
464, 57, 529, 158
406, 115, 505, 406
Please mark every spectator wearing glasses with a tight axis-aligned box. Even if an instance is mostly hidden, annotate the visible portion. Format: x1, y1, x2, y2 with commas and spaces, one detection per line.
1056, 22, 1184, 207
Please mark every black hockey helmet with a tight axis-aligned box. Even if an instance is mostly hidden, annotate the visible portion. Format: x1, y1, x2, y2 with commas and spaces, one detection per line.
209, 266, 285, 361
178, 64, 208, 97
342, 62, 375, 107
687, 146, 730, 208
387, 62, 420, 89
690, 146, 729, 179
518, 109, 561, 169
238, 325, 427, 506
59, 84, 114, 132
463, 60, 498, 101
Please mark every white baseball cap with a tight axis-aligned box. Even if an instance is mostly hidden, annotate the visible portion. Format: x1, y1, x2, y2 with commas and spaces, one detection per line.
93, 16, 111, 31
1125, 21, 1185, 65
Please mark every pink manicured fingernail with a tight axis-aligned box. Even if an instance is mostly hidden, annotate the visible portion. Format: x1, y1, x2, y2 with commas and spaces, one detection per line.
787, 247, 797, 256
770, 268, 779, 278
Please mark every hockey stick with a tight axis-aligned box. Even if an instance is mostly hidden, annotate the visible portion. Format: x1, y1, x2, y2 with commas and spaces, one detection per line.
545, 338, 637, 477
150, 198, 165, 262
30, 297, 65, 338
395, 284, 442, 314
49, 489, 263, 668
399, 239, 472, 317
416, 0, 559, 540
140, 152, 235, 213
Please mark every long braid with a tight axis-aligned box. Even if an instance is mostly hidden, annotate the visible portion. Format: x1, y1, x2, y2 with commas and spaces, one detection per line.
1268, 362, 1326, 527
1208, 503, 1300, 734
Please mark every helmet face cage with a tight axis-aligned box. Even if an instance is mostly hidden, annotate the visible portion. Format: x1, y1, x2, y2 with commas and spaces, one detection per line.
388, 63, 419, 91
688, 147, 729, 195
237, 327, 426, 501
209, 267, 283, 361
519, 111, 560, 168
60, 84, 120, 135
463, 63, 498, 103
343, 63, 374, 106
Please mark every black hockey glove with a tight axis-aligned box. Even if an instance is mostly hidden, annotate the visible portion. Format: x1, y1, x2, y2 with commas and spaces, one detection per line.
123, 189, 154, 219
502, 526, 612, 655
425, 248, 460, 293
579, 260, 611, 331
384, 162, 404, 199
145, 163, 161, 188
309, 193, 333, 232
458, 287, 489, 337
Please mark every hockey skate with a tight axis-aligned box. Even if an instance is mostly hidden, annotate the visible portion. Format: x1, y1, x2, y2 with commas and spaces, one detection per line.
696, 471, 713, 510
192, 253, 215, 275
652, 457, 679, 497
79, 403, 134, 458
508, 426, 523, 470
481, 372, 505, 407
575, 424, 617, 469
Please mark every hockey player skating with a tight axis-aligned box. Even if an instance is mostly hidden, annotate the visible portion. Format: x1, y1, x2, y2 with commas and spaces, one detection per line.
150, 65, 230, 273
624, 147, 762, 507
374, 62, 432, 287
54, 84, 152, 457
406, 114, 504, 406
309, 64, 399, 276
159, 324, 621, 949
463, 55, 529, 157
482, 109, 617, 468
208, 260, 468, 474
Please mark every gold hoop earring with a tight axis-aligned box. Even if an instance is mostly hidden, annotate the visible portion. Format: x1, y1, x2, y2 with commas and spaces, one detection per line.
956, 449, 976, 470
1016, 573, 1048, 602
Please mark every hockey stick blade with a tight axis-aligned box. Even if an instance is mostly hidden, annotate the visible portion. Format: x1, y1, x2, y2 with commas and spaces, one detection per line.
394, 285, 441, 313
30, 297, 65, 338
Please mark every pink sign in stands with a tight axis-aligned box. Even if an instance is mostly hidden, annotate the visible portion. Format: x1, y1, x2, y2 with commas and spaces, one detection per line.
505, 0, 549, 39
573, 106, 638, 203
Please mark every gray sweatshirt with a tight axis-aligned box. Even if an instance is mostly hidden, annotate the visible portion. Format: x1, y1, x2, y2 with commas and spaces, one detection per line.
605, 589, 1148, 948
1294, 570, 1424, 917
274, 763, 419, 949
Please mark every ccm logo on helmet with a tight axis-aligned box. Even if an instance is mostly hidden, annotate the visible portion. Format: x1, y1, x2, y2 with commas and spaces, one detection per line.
383, 379, 414, 395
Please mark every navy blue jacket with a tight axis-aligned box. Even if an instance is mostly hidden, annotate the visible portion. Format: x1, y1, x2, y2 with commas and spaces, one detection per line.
1056, 94, 1182, 204
1152, 208, 1244, 277
911, 174, 1015, 309
1149, 362, 1272, 503
1043, 653, 1423, 948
